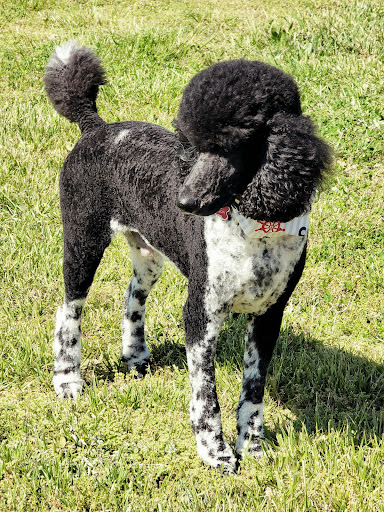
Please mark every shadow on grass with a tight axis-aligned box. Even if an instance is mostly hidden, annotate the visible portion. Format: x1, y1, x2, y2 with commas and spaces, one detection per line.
87, 314, 384, 443
269, 326, 384, 443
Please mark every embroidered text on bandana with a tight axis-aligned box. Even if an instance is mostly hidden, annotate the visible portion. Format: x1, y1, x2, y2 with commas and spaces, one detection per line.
216, 207, 309, 238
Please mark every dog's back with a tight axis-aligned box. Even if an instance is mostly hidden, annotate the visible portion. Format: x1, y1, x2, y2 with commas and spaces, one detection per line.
45, 42, 199, 276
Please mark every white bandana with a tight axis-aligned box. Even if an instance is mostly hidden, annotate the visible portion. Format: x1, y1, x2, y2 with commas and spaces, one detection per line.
215, 206, 310, 238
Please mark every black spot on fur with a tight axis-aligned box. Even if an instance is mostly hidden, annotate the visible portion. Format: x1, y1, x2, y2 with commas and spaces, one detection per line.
133, 326, 145, 339
217, 455, 232, 462
129, 311, 141, 323
120, 358, 149, 378
58, 353, 77, 365
134, 361, 149, 378
133, 289, 146, 306
242, 379, 265, 403
53, 365, 80, 375
68, 337, 78, 347
248, 410, 260, 426
192, 418, 214, 433
65, 305, 82, 320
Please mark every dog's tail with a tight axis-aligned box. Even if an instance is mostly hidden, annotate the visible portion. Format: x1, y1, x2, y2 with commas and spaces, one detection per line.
44, 41, 107, 133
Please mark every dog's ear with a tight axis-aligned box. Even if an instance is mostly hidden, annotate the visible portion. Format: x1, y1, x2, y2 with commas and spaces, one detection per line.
238, 113, 333, 222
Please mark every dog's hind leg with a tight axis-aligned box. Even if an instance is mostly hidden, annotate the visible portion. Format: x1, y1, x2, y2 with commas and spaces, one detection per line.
53, 297, 86, 398
53, 236, 108, 399
121, 232, 164, 377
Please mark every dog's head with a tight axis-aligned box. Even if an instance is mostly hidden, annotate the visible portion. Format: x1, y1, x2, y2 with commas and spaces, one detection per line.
174, 60, 332, 221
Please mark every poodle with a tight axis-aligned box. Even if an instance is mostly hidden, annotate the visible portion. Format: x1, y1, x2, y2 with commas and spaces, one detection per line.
44, 41, 331, 473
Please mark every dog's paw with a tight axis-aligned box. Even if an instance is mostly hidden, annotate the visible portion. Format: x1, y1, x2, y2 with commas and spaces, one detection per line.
53, 379, 83, 399
197, 437, 237, 475
205, 454, 238, 475
236, 435, 266, 459
120, 357, 150, 378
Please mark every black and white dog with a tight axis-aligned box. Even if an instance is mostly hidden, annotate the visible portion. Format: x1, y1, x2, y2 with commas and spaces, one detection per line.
45, 41, 331, 473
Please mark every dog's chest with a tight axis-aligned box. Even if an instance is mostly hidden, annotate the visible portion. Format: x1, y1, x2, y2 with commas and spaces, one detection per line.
204, 215, 306, 315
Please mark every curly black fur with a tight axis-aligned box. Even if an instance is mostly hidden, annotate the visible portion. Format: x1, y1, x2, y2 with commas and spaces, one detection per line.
174, 59, 302, 151
237, 113, 332, 221
44, 41, 107, 133
174, 59, 332, 220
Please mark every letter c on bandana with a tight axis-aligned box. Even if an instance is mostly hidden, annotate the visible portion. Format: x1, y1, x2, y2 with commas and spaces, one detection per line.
299, 227, 307, 237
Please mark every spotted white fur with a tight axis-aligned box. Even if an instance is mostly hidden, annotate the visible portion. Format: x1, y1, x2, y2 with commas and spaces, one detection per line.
236, 320, 264, 456
185, 311, 237, 472
110, 219, 164, 372
204, 214, 307, 316
198, 214, 307, 466
121, 237, 163, 373
53, 297, 85, 398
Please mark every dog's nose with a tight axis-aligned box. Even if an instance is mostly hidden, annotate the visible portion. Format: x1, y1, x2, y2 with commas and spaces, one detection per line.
176, 194, 200, 214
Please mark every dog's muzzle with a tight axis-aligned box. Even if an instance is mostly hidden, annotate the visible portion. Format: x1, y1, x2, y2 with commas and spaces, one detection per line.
177, 152, 240, 216
176, 185, 201, 215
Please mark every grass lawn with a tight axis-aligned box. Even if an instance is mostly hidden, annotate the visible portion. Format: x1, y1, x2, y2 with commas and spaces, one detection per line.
0, 0, 383, 510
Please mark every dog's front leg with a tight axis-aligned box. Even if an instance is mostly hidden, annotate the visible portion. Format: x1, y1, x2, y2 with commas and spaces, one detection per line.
236, 307, 284, 458
184, 292, 237, 474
